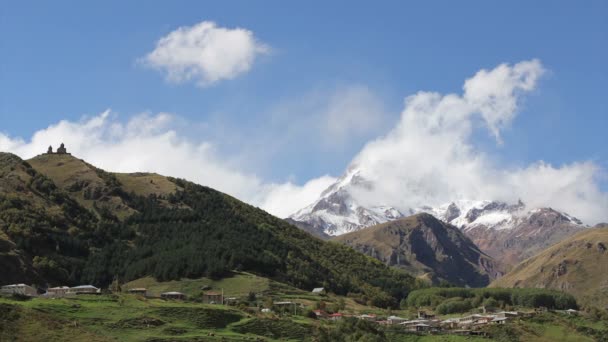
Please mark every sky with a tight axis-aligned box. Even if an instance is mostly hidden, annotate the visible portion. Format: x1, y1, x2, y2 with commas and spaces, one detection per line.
1, 1, 607, 223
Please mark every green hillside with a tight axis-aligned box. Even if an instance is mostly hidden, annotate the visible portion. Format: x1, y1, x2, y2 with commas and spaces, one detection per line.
0, 152, 416, 307
1, 287, 605, 342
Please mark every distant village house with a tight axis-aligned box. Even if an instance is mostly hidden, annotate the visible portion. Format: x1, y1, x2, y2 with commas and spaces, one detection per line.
161, 291, 186, 300
45, 286, 70, 297
69, 285, 101, 294
0, 284, 37, 297
202, 291, 223, 304
127, 288, 148, 296
311, 287, 326, 295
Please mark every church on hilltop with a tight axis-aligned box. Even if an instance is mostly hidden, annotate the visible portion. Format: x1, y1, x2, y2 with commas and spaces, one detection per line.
46, 143, 71, 155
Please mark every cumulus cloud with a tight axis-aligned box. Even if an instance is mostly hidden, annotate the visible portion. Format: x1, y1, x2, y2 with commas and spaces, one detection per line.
347, 60, 608, 224
142, 21, 269, 86
0, 111, 334, 218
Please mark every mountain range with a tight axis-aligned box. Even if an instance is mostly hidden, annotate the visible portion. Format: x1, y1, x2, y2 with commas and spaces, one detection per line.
288, 166, 586, 269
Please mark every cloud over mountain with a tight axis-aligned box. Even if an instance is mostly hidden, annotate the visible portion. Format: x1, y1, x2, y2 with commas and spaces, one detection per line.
348, 60, 607, 224
141, 21, 269, 86
1, 60, 606, 224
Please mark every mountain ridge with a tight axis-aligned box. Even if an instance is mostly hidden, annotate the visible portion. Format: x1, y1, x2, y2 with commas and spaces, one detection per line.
333, 213, 500, 287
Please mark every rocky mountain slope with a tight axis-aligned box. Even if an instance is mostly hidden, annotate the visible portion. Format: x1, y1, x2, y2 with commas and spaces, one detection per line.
289, 167, 585, 268
334, 213, 499, 287
0, 151, 417, 306
491, 224, 608, 308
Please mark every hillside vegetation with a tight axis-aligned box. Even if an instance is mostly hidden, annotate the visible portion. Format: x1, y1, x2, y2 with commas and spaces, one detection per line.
404, 287, 577, 314
1, 288, 605, 342
491, 225, 608, 308
0, 152, 418, 307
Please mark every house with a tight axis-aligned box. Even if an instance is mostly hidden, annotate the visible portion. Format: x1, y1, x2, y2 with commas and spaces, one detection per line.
387, 315, 407, 324
417, 311, 435, 319
474, 315, 494, 324
311, 287, 326, 295
202, 291, 223, 304
496, 311, 519, 318
357, 314, 377, 321
45, 286, 70, 297
329, 313, 343, 321
127, 288, 148, 296
409, 323, 431, 332
0, 284, 37, 297
491, 317, 509, 324
161, 291, 186, 300
69, 285, 100, 294
313, 310, 329, 319
441, 318, 460, 329
224, 297, 238, 305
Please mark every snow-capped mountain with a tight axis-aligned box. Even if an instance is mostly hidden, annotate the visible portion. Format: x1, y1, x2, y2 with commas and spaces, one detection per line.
290, 166, 404, 236
288, 168, 586, 268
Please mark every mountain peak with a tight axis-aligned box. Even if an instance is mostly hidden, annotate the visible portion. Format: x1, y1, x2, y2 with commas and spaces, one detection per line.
334, 212, 499, 287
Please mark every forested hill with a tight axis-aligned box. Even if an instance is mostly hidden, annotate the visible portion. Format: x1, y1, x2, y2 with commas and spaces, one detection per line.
0, 152, 417, 307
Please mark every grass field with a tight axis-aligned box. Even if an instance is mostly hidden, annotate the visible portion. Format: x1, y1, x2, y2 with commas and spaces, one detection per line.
0, 294, 312, 341
1, 275, 607, 342
123, 272, 274, 298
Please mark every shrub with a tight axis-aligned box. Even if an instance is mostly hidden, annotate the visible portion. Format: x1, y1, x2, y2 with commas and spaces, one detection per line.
436, 298, 473, 314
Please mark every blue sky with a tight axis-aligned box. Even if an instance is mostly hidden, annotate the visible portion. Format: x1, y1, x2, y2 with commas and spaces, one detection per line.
1, 1, 607, 220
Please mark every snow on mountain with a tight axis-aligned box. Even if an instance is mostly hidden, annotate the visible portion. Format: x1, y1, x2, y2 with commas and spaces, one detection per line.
289, 169, 586, 268
289, 170, 584, 239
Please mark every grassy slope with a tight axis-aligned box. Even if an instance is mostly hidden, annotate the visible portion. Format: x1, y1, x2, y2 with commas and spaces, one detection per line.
1, 293, 603, 342
0, 152, 95, 285
491, 226, 608, 308
123, 272, 272, 297
27, 153, 136, 219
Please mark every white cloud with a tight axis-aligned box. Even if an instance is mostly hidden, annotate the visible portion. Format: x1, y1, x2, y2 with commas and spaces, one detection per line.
347, 60, 608, 224
142, 21, 269, 86
256, 176, 337, 218
2, 60, 605, 225
321, 85, 386, 144
0, 111, 333, 218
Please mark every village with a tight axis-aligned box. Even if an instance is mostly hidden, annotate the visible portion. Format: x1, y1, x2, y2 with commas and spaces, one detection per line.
1, 282, 581, 338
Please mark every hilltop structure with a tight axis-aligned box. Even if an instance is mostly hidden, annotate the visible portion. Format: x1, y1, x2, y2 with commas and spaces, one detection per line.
45, 143, 71, 155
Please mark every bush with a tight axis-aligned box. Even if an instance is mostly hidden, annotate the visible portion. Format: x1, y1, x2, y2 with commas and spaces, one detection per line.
436, 298, 473, 314
405, 287, 577, 310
